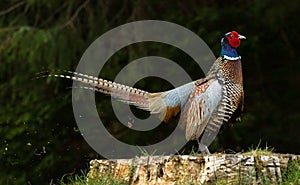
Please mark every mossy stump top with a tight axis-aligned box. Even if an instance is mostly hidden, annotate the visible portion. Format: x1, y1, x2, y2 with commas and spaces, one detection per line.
87, 153, 300, 185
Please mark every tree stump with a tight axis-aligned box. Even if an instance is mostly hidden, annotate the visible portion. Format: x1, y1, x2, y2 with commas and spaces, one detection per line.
87, 153, 300, 184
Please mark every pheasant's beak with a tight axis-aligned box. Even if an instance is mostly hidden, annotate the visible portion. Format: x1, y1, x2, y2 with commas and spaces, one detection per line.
238, 34, 246, 40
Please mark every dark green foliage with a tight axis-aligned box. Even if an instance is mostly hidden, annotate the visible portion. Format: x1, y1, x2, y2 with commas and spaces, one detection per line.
0, 0, 299, 184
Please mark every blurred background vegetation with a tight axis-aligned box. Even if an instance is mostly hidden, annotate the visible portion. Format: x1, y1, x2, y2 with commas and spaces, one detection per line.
0, 0, 299, 184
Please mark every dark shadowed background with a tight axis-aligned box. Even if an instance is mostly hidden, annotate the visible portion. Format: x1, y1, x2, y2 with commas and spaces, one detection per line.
0, 0, 299, 184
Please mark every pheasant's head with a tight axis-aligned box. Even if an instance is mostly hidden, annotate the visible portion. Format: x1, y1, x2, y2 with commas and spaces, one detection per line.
220, 31, 246, 60
222, 31, 246, 48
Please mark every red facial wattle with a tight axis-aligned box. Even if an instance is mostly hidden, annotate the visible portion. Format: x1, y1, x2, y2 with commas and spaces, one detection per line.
227, 31, 241, 48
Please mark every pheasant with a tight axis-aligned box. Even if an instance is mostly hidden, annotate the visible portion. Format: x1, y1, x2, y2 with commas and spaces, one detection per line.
46, 31, 246, 154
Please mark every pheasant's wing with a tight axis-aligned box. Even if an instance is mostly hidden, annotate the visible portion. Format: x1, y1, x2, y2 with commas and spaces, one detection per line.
179, 79, 223, 141
146, 81, 197, 122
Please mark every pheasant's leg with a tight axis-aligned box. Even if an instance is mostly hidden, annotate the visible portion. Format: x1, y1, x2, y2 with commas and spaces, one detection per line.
197, 139, 210, 154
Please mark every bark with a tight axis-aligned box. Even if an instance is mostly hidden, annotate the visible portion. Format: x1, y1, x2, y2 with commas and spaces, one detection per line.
87, 153, 300, 185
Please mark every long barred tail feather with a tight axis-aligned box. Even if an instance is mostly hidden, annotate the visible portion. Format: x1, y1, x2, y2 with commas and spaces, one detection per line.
40, 70, 150, 109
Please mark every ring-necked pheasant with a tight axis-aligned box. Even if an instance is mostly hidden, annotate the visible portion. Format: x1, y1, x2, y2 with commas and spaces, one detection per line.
46, 31, 246, 154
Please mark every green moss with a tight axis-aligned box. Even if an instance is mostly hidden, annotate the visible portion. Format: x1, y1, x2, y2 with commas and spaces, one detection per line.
282, 159, 300, 185
56, 170, 127, 185
243, 142, 275, 155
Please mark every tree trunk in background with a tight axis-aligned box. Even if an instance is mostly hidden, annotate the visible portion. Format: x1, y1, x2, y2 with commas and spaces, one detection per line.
87, 154, 300, 185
